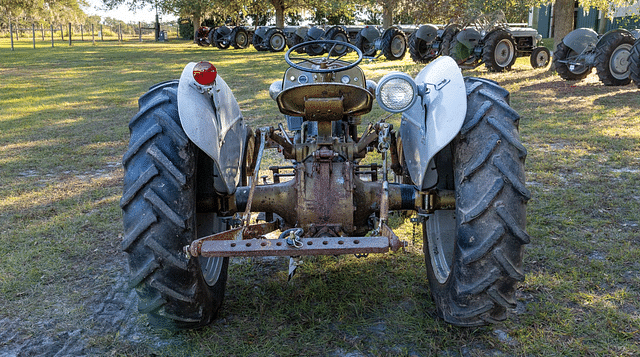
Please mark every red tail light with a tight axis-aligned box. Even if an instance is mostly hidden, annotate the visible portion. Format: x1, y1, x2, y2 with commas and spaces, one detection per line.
193, 61, 217, 85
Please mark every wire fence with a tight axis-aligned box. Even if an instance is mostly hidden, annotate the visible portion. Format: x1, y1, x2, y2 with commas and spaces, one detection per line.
1, 21, 180, 50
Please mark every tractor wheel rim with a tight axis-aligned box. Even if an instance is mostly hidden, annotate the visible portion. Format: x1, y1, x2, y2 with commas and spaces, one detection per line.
426, 210, 456, 284
610, 44, 632, 80
391, 35, 406, 57
200, 256, 223, 286
495, 39, 514, 67
271, 34, 285, 50
237, 32, 247, 46
536, 51, 549, 67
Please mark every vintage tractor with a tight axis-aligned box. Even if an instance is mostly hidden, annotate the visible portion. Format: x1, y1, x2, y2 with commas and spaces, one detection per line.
121, 39, 530, 330
299, 25, 351, 56
632, 37, 640, 87
408, 24, 442, 64
446, 11, 549, 71
252, 26, 287, 52
355, 25, 409, 60
195, 26, 251, 49
553, 28, 639, 86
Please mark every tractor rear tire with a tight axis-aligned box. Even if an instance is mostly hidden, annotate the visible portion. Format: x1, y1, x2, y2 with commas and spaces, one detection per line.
304, 33, 325, 56
121, 81, 229, 330
553, 42, 592, 81
631, 38, 640, 88
409, 31, 437, 64
483, 29, 517, 72
231, 27, 249, 49
355, 31, 377, 57
266, 28, 286, 52
381, 27, 407, 61
595, 31, 635, 86
440, 25, 461, 57
325, 26, 350, 56
423, 77, 530, 326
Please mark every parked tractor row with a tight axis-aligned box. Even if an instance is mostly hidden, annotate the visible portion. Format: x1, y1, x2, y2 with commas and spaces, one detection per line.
194, 19, 640, 87
194, 12, 546, 71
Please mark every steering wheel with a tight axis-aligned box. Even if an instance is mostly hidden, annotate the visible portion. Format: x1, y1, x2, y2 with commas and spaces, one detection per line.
285, 40, 363, 73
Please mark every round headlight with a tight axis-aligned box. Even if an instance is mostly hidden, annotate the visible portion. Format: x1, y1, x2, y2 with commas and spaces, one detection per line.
376, 72, 417, 113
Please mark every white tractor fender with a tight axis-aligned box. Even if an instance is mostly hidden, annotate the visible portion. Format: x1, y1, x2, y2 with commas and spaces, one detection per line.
177, 62, 247, 195
399, 56, 466, 189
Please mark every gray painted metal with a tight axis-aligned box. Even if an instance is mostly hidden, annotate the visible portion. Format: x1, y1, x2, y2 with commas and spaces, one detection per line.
177, 62, 247, 194
360, 26, 382, 42
416, 24, 438, 43
456, 28, 482, 49
399, 56, 466, 190
563, 28, 598, 54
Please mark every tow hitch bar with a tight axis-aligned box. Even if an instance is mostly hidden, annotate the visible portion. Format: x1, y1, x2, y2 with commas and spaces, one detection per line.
184, 222, 406, 258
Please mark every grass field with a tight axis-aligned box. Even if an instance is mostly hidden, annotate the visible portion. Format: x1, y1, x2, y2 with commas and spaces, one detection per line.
1, 39, 639, 356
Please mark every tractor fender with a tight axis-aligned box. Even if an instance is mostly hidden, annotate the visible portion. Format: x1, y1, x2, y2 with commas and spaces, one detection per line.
306, 26, 325, 40
399, 56, 466, 189
216, 25, 232, 36
359, 26, 382, 42
295, 26, 309, 38
562, 28, 598, 54
254, 26, 270, 39
456, 28, 482, 49
416, 24, 438, 43
596, 28, 633, 48
177, 62, 247, 195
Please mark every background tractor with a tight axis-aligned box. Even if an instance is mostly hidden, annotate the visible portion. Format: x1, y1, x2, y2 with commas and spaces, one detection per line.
121, 39, 530, 330
354, 25, 411, 60
445, 11, 549, 71
553, 28, 640, 86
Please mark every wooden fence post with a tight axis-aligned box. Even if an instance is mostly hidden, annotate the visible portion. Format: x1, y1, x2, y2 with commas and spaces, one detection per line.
81, 24, 84, 41
92, 24, 95, 45
139, 22, 142, 42
101, 25, 104, 41
118, 23, 122, 43
41, 24, 44, 41
60, 24, 64, 40
51, 24, 54, 47
68, 22, 72, 45
32, 23, 36, 49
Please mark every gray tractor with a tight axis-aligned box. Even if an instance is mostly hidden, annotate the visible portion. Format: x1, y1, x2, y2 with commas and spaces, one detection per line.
121, 39, 530, 330
446, 11, 549, 71
355, 25, 409, 60
252, 26, 287, 52
553, 28, 640, 86
195, 26, 251, 50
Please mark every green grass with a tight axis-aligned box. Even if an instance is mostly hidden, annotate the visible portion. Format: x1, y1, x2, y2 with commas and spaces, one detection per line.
1, 38, 639, 356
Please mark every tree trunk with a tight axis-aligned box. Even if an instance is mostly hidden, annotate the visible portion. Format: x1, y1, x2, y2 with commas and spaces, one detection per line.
275, 7, 285, 28
192, 13, 202, 43
553, 0, 575, 53
269, 0, 285, 28
382, 0, 393, 29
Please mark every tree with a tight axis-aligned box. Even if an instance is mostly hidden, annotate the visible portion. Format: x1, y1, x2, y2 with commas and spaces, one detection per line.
1, 0, 85, 25
553, 0, 575, 51
552, 0, 637, 52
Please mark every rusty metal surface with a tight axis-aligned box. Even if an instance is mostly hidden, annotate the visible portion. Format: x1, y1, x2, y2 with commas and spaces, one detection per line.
197, 235, 403, 257
277, 83, 373, 118
187, 220, 281, 257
